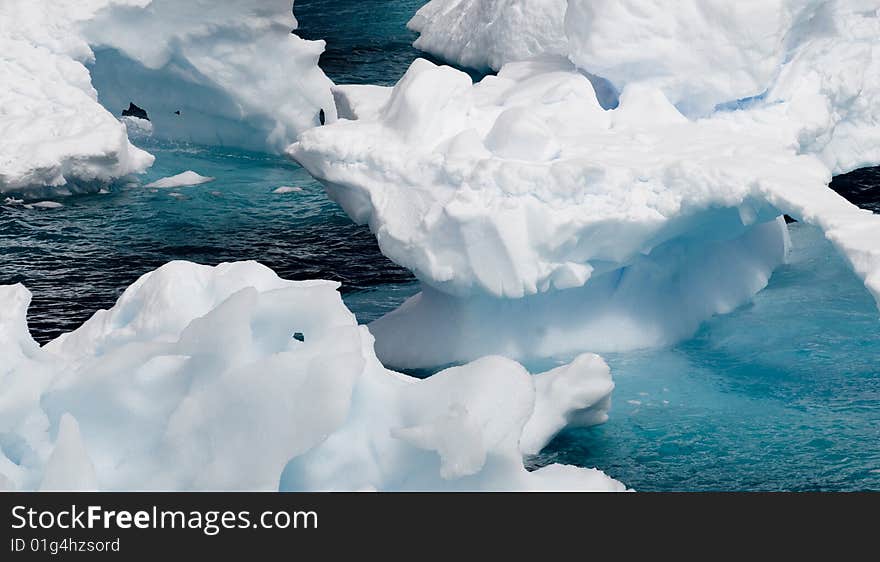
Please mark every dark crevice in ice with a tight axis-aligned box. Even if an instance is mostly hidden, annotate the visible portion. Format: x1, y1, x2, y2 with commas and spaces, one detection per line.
830, 166, 880, 213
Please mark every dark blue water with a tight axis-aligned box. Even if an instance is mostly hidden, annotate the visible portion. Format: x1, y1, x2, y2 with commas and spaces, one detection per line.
831, 167, 880, 213
295, 0, 486, 85
0, 141, 415, 342
1, 0, 878, 491
295, 0, 428, 85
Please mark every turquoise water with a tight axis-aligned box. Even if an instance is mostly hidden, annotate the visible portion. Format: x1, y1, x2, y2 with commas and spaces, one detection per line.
1, 0, 877, 491
531, 224, 880, 491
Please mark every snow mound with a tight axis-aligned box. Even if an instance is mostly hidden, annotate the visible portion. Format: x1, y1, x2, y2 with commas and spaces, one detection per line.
291, 57, 880, 368
0, 261, 623, 491
145, 171, 214, 189
408, 0, 568, 72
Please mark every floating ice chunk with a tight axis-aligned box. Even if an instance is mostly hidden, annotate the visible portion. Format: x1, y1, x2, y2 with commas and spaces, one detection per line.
81, 0, 336, 152
24, 201, 64, 209
39, 414, 98, 491
1, 261, 623, 491
0, 0, 336, 192
291, 57, 880, 368
272, 186, 303, 194
145, 171, 214, 189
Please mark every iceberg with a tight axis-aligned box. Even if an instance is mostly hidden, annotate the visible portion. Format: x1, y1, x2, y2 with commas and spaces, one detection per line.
290, 53, 880, 368
0, 0, 335, 193
83, 0, 336, 152
0, 261, 623, 491
0, 19, 154, 194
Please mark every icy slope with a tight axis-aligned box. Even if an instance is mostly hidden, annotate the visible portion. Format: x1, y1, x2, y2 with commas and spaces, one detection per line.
0, 0, 334, 193
765, 2, 880, 174
291, 57, 880, 368
0, 262, 622, 491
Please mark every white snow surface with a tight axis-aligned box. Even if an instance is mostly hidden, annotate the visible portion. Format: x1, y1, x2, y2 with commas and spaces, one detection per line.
332, 85, 394, 121
408, 0, 569, 72
410, 1, 880, 145
0, 261, 623, 491
83, 0, 336, 152
0, 4, 154, 193
291, 56, 880, 368
145, 171, 214, 189
562, 0, 823, 117
0, 0, 335, 192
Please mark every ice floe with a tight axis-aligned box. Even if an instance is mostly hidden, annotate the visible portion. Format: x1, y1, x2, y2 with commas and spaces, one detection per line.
145, 171, 214, 189
0, 261, 623, 491
0, 0, 334, 192
292, 53, 880, 368
272, 186, 303, 194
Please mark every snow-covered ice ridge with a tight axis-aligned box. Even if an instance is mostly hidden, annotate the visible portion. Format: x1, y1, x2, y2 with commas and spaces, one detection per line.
0, 261, 623, 491
292, 1, 880, 369
408, 0, 569, 73
410, 0, 880, 172
410, 1, 880, 137
0, 0, 334, 194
